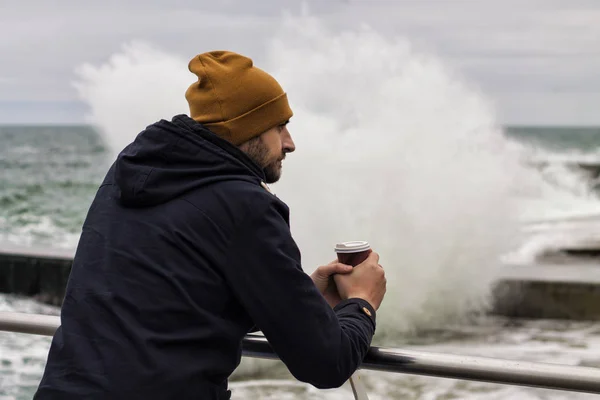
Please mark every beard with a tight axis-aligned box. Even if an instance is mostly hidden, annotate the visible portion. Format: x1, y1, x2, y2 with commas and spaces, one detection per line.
242, 136, 283, 184
262, 160, 282, 184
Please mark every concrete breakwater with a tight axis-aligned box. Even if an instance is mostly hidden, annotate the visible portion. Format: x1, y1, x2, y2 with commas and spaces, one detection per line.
494, 278, 600, 320
0, 244, 74, 306
3, 244, 600, 320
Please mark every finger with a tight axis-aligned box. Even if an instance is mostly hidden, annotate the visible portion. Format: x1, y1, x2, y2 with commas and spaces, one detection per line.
332, 262, 353, 274
368, 251, 380, 263
318, 262, 353, 276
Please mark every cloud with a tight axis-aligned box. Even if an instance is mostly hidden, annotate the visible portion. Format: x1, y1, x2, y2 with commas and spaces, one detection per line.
0, 0, 599, 124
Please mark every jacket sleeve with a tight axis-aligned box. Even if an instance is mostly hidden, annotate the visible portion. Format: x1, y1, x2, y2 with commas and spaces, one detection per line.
222, 200, 377, 389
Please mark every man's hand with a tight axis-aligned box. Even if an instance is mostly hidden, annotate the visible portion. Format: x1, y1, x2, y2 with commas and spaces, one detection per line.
311, 260, 353, 308
334, 252, 386, 310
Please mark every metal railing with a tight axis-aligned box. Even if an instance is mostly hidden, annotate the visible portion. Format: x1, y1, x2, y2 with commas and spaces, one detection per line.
2, 311, 600, 396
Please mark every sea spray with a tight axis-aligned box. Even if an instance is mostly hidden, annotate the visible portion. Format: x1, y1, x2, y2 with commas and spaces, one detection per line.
74, 41, 191, 156
267, 15, 523, 338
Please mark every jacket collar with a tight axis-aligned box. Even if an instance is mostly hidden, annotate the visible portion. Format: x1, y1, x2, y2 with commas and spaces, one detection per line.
173, 114, 267, 181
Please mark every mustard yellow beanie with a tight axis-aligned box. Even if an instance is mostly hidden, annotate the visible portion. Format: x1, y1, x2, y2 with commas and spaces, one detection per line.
185, 51, 293, 145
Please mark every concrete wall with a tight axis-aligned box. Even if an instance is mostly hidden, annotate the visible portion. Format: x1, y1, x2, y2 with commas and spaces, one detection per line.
0, 245, 73, 306
2, 245, 600, 321
493, 280, 600, 320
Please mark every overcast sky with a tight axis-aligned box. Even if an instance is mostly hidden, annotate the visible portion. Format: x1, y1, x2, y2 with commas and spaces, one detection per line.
1, 0, 599, 125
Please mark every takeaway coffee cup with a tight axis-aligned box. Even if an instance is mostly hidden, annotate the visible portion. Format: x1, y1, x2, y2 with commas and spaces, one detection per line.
335, 241, 371, 267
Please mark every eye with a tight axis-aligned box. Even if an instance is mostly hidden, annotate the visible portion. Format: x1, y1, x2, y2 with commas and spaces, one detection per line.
278, 120, 290, 132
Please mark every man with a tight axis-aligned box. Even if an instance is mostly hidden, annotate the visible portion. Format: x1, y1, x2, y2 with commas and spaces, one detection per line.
35, 51, 386, 399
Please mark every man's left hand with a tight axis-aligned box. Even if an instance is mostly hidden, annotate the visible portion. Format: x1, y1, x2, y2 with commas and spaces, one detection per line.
311, 260, 353, 308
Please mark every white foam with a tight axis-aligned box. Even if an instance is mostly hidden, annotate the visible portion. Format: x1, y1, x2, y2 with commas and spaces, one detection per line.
0, 295, 58, 400
73, 41, 191, 158
0, 215, 79, 250
503, 141, 600, 262
266, 16, 524, 336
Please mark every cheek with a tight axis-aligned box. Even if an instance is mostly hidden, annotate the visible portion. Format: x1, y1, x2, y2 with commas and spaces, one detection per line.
261, 129, 283, 161
267, 138, 283, 158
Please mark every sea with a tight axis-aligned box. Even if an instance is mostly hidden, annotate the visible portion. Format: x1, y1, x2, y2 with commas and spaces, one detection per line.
2, 19, 600, 400
2, 125, 600, 400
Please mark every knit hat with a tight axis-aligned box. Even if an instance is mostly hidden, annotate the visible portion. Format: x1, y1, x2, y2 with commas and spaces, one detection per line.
185, 51, 293, 145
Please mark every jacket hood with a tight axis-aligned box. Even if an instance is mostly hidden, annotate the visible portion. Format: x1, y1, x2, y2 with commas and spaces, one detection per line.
113, 114, 266, 207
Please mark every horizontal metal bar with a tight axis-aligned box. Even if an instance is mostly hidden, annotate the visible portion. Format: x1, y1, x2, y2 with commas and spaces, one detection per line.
2, 311, 600, 394
243, 335, 600, 394
0, 311, 59, 336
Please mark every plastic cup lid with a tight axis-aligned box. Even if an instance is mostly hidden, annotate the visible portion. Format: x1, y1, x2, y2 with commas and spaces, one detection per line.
334, 241, 371, 253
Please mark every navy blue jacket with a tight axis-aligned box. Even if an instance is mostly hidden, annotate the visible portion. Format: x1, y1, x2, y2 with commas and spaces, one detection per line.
34, 115, 376, 399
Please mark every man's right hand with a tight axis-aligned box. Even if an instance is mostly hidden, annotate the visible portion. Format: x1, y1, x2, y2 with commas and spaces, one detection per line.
333, 251, 386, 310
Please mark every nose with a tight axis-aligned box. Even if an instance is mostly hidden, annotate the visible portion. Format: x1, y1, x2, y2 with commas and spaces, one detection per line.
281, 126, 296, 154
